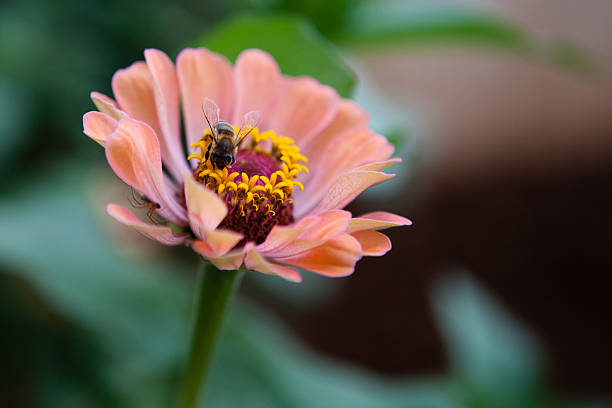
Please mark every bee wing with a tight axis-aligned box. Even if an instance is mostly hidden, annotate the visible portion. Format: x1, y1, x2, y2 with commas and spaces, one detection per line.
236, 110, 261, 146
202, 97, 220, 141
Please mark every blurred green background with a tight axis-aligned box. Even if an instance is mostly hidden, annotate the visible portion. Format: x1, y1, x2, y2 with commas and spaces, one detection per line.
1, 0, 611, 407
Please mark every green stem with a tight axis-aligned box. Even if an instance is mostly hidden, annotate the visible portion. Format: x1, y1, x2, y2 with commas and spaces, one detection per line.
176, 262, 244, 408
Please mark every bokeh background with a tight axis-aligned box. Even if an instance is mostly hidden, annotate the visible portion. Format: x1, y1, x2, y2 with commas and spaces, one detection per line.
1, 0, 611, 407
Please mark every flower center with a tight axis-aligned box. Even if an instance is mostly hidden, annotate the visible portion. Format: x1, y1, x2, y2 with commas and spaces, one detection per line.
188, 126, 309, 245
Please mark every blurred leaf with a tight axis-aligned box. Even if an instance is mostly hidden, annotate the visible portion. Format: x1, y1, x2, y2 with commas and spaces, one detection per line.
337, 2, 596, 72
197, 13, 357, 97
432, 273, 549, 408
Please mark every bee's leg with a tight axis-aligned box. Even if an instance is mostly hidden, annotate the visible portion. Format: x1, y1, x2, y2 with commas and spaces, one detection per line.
205, 142, 212, 161
230, 155, 235, 165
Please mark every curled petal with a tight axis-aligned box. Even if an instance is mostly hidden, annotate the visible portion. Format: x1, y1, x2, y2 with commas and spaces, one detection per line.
355, 157, 402, 172
266, 77, 340, 147
177, 48, 234, 150
232, 49, 282, 124
193, 242, 246, 270
83, 111, 117, 146
107, 204, 188, 245
274, 233, 362, 278
245, 246, 302, 282
90, 92, 127, 121
347, 211, 412, 233
144, 49, 189, 181
350, 230, 391, 256
105, 118, 186, 225
256, 224, 305, 254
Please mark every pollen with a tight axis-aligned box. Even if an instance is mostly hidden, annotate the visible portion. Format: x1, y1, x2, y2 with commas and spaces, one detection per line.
189, 126, 309, 245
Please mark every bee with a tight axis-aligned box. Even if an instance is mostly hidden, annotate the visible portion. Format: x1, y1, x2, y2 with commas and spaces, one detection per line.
202, 98, 260, 170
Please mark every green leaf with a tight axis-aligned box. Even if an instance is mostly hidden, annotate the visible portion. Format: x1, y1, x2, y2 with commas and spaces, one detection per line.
196, 13, 357, 97
431, 273, 549, 408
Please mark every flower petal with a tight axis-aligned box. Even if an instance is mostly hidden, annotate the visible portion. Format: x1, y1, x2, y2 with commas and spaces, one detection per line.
302, 99, 370, 171
112, 61, 162, 138
297, 170, 395, 218
83, 111, 117, 146
177, 48, 234, 151
183, 172, 228, 232
266, 77, 340, 148
350, 230, 391, 256
192, 242, 246, 270
297, 129, 394, 203
107, 204, 188, 245
105, 118, 187, 225
90, 92, 127, 121
263, 210, 351, 258
347, 211, 412, 233
274, 233, 362, 278
144, 49, 189, 181
232, 49, 282, 124
256, 224, 305, 254
355, 157, 402, 172
245, 246, 302, 282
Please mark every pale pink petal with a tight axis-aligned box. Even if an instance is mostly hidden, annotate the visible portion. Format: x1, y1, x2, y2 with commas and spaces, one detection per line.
201, 228, 243, 256
263, 210, 351, 258
107, 204, 188, 246
266, 77, 340, 148
177, 48, 234, 150
297, 170, 395, 218
355, 157, 402, 172
302, 99, 369, 164
347, 211, 412, 233
105, 118, 187, 225
297, 129, 394, 200
350, 230, 391, 256
90, 92, 127, 121
192, 242, 246, 270
232, 49, 282, 124
255, 224, 305, 254
245, 246, 302, 282
112, 61, 162, 138
273, 233, 362, 278
144, 49, 189, 181
83, 111, 117, 146
183, 173, 228, 232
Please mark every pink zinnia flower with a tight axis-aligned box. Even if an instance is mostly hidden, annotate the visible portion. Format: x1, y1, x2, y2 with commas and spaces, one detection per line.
83, 48, 411, 282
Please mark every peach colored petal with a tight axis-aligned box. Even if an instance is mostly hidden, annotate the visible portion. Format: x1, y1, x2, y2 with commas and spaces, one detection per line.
297, 129, 394, 202
350, 230, 391, 256
83, 111, 117, 146
354, 157, 402, 172
255, 224, 305, 254
201, 228, 243, 256
107, 204, 188, 246
297, 170, 395, 218
105, 118, 187, 225
245, 246, 302, 282
273, 233, 362, 277
192, 242, 246, 270
177, 48, 234, 151
144, 49, 189, 181
347, 211, 412, 233
183, 173, 228, 232
232, 49, 281, 124
112, 61, 162, 138
90, 92, 127, 121
302, 99, 370, 171
266, 77, 340, 147
263, 210, 351, 258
